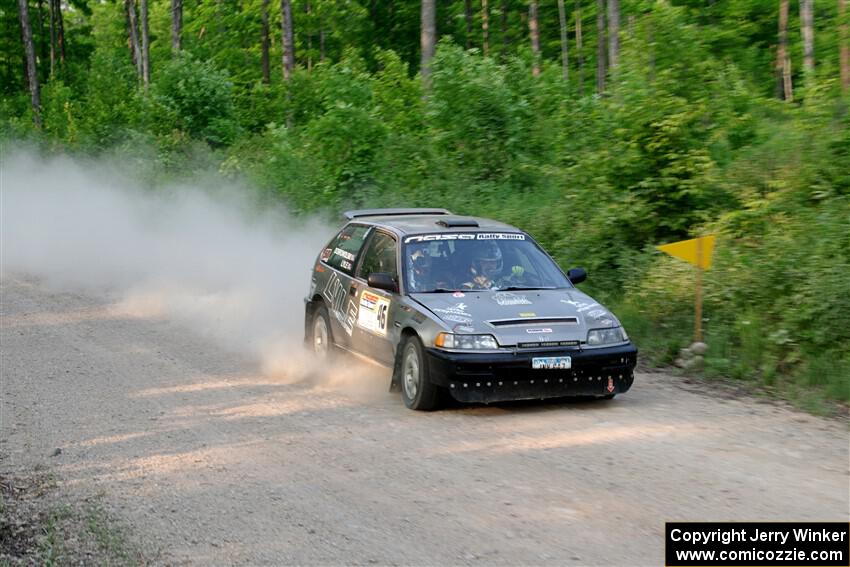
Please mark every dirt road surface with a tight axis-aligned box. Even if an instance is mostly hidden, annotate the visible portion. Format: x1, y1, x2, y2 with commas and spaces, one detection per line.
2, 274, 848, 566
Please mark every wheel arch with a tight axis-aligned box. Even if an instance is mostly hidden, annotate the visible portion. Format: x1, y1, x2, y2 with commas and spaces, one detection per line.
304, 295, 326, 345
391, 326, 421, 391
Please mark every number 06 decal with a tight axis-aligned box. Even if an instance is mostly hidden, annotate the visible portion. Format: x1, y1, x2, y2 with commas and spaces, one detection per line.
357, 291, 391, 337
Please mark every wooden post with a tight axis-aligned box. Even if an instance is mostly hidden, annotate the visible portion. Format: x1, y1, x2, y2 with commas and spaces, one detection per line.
694, 237, 703, 343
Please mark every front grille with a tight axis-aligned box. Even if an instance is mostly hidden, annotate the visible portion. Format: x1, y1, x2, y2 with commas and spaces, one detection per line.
490, 317, 578, 327
517, 340, 580, 348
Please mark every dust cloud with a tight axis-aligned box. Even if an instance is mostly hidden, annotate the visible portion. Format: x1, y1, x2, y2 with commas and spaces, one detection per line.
1, 150, 389, 395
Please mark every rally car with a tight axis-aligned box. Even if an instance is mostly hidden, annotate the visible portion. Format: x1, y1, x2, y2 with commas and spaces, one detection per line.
304, 208, 637, 410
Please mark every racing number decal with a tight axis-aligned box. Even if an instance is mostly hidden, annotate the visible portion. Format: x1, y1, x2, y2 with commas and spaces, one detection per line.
377, 303, 388, 331
357, 291, 390, 337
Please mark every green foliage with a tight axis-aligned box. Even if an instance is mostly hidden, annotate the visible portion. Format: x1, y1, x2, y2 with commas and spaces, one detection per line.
153, 55, 238, 146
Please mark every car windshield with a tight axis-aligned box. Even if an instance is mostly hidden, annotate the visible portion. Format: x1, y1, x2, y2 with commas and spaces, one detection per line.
403, 233, 571, 293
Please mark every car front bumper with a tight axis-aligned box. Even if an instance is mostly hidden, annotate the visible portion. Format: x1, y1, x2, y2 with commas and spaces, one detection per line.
425, 343, 637, 403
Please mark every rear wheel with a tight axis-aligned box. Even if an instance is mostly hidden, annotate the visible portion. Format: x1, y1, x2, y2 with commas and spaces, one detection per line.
311, 304, 334, 360
399, 335, 439, 411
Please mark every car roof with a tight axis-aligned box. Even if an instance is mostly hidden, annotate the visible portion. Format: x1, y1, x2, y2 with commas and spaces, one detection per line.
344, 210, 519, 236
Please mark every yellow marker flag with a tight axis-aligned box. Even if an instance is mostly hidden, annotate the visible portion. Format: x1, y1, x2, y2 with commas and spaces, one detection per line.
656, 235, 716, 270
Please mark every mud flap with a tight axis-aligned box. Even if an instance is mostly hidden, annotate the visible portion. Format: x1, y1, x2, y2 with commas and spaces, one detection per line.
389, 350, 402, 392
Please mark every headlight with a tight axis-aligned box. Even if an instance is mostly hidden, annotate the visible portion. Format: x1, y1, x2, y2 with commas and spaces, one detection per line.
586, 327, 628, 346
435, 333, 499, 350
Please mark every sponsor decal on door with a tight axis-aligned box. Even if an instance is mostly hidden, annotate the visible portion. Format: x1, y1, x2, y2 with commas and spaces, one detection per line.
357, 290, 390, 337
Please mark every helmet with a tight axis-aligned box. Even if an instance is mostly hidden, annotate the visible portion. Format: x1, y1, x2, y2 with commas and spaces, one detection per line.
474, 241, 503, 277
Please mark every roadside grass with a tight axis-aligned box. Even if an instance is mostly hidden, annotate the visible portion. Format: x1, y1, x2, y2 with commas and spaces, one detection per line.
615, 301, 850, 418
0, 470, 145, 566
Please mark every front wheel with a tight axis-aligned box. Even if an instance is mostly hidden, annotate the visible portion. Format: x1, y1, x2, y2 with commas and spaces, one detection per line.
399, 336, 439, 411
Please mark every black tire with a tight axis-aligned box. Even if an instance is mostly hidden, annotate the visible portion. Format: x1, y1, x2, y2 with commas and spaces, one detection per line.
399, 335, 440, 411
310, 303, 335, 360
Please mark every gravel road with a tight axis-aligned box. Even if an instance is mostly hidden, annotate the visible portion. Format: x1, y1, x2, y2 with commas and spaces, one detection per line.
2, 273, 848, 566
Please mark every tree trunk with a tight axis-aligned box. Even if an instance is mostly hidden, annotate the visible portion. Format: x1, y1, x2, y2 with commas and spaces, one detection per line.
482, 0, 490, 56
557, 0, 568, 81
171, 0, 182, 52
421, 0, 436, 85
841, 0, 849, 94
596, 0, 605, 93
306, 1, 312, 70
799, 0, 814, 77
18, 0, 41, 126
647, 11, 655, 82
464, 0, 473, 49
607, 0, 618, 70
51, 0, 64, 67
140, 0, 150, 87
280, 0, 294, 80
36, 0, 47, 77
529, 0, 540, 76
125, 0, 142, 78
575, 3, 583, 94
777, 0, 793, 101
500, 0, 509, 60
48, 0, 54, 75
261, 0, 270, 83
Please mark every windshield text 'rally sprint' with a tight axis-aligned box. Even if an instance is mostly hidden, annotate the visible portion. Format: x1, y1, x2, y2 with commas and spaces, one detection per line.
404, 233, 526, 243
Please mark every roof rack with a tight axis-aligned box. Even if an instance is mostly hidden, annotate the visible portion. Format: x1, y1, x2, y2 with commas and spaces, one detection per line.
343, 208, 452, 220
437, 217, 479, 228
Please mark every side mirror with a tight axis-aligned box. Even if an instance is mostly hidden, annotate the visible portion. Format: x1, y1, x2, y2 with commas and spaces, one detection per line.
567, 267, 587, 285
368, 272, 398, 293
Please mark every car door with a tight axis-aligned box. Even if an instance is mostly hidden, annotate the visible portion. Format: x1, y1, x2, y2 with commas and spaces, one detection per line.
352, 230, 400, 365
318, 223, 371, 348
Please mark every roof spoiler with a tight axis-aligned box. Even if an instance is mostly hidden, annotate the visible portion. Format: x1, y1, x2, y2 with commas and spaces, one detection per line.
342, 208, 452, 220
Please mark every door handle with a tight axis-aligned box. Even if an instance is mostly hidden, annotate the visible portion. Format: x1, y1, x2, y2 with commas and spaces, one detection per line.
349, 285, 357, 296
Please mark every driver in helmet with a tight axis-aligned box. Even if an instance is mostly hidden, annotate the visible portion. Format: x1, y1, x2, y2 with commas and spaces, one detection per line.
462, 241, 504, 290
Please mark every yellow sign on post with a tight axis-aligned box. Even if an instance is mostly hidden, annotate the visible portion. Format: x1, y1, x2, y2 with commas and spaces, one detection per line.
656, 235, 716, 270
656, 235, 716, 343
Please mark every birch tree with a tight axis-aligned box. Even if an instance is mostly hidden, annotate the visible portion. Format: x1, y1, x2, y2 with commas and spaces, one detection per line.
464, 0, 473, 49
529, 0, 540, 76
140, 0, 150, 87
575, 1, 584, 93
777, 0, 793, 100
171, 0, 182, 52
482, 0, 490, 55
596, 0, 605, 93
261, 0, 270, 83
799, 0, 814, 80
18, 0, 41, 126
557, 0, 569, 81
607, 0, 618, 70
125, 0, 142, 78
838, 0, 850, 95
421, 0, 436, 84
281, 0, 294, 80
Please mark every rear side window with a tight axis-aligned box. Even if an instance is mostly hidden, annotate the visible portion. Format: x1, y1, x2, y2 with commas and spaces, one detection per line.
323, 224, 371, 274
357, 231, 398, 281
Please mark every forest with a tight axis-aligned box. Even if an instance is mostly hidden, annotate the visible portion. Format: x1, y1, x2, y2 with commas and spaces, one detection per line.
2, 0, 849, 410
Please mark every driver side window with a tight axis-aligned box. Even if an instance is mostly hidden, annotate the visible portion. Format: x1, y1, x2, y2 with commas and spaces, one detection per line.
357, 232, 398, 282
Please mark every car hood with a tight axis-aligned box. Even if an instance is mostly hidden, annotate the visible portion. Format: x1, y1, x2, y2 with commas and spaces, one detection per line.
409, 289, 620, 346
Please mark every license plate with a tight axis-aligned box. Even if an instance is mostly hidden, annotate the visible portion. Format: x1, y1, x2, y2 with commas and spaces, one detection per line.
532, 356, 571, 370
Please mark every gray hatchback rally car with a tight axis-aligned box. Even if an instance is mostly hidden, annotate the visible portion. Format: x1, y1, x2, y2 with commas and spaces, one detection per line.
304, 208, 637, 410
